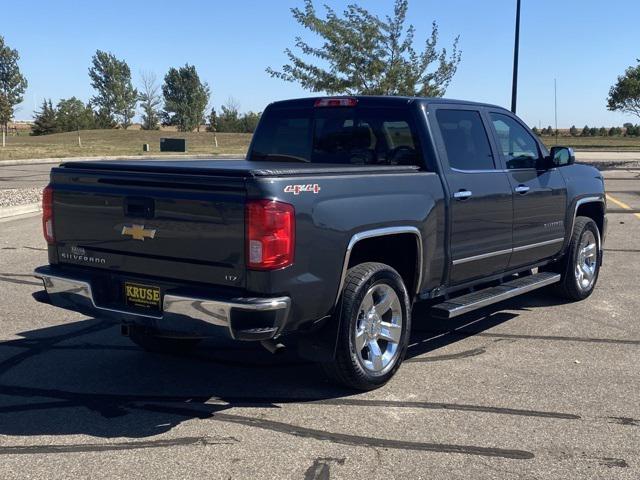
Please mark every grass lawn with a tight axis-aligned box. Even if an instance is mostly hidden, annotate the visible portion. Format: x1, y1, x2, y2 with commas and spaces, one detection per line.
539, 135, 640, 151
1, 129, 639, 161
0, 129, 252, 160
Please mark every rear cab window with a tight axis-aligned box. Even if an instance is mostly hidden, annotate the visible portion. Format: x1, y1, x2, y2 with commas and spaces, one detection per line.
249, 104, 423, 166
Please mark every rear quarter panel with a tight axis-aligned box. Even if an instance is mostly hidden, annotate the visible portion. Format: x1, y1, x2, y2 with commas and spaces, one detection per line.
247, 171, 445, 332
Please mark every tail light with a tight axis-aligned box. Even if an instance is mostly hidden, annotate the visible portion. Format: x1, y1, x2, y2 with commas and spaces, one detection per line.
246, 200, 295, 270
314, 97, 358, 107
42, 185, 54, 244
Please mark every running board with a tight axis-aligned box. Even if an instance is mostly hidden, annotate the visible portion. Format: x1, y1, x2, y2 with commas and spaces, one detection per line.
430, 272, 561, 319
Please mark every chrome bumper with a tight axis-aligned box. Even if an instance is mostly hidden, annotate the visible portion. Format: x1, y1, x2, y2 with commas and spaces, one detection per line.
34, 267, 290, 341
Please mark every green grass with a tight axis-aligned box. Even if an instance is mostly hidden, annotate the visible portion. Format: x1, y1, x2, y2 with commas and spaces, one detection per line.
0, 129, 252, 160
539, 135, 640, 151
1, 129, 639, 161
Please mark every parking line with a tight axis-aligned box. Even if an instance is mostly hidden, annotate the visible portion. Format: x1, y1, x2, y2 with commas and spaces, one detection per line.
606, 193, 640, 220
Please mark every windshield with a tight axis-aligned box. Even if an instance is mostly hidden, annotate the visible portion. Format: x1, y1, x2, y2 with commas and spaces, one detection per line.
249, 106, 422, 166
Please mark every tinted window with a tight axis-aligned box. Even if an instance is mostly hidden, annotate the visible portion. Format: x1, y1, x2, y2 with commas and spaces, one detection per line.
250, 107, 421, 166
490, 113, 540, 169
436, 110, 494, 170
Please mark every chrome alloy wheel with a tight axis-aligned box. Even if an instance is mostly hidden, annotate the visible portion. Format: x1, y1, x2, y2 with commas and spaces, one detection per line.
354, 283, 403, 375
575, 230, 598, 291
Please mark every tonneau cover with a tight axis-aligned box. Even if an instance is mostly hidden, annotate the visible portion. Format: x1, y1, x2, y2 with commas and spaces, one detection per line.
60, 158, 420, 177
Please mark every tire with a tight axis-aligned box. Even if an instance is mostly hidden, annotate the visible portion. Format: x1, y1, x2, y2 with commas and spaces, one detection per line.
321, 262, 411, 390
128, 327, 201, 355
550, 216, 601, 301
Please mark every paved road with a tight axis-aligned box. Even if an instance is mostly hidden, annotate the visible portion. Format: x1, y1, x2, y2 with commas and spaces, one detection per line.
0, 177, 638, 478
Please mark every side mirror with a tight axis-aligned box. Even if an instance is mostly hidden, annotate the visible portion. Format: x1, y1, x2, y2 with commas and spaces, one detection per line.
548, 146, 575, 167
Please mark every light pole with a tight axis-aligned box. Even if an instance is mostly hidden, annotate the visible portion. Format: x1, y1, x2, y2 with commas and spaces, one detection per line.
511, 0, 521, 113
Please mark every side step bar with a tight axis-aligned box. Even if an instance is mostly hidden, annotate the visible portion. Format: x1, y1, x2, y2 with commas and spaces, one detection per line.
430, 272, 561, 319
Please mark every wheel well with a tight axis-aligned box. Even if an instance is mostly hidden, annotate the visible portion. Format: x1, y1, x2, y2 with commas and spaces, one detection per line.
347, 233, 420, 297
576, 201, 605, 235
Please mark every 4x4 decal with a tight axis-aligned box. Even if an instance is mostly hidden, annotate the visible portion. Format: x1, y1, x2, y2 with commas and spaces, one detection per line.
284, 184, 321, 195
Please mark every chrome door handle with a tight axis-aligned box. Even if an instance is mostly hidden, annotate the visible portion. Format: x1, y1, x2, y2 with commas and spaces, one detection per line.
453, 190, 472, 200
515, 185, 530, 194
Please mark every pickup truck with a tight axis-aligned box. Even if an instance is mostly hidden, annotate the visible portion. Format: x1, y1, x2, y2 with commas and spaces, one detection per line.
35, 96, 607, 390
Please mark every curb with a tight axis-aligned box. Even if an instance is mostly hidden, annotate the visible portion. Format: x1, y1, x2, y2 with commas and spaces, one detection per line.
0, 202, 41, 220
0, 154, 243, 167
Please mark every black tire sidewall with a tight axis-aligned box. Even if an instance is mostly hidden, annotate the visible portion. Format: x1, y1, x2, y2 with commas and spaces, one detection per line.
565, 218, 600, 300
341, 265, 411, 386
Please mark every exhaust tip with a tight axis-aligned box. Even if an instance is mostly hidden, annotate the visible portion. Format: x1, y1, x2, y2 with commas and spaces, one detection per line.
260, 339, 286, 355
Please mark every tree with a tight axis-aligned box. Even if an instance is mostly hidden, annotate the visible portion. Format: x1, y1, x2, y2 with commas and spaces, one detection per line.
0, 36, 28, 141
162, 64, 210, 132
139, 71, 162, 130
589, 127, 597, 137
546, 125, 554, 136
216, 97, 242, 132
89, 50, 138, 128
607, 60, 640, 121
206, 107, 218, 133
240, 111, 261, 133
267, 0, 461, 97
569, 125, 578, 136
531, 126, 540, 136
56, 97, 95, 132
598, 127, 607, 136
31, 99, 58, 136
581, 125, 590, 137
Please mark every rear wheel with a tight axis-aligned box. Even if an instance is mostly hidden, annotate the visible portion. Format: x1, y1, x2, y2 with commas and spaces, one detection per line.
321, 262, 411, 390
128, 326, 201, 355
550, 216, 601, 301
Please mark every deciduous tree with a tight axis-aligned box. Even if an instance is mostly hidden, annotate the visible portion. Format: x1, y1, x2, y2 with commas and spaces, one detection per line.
607, 60, 640, 121
139, 71, 162, 130
0, 36, 28, 141
162, 64, 210, 132
56, 97, 95, 132
89, 50, 138, 128
267, 0, 461, 97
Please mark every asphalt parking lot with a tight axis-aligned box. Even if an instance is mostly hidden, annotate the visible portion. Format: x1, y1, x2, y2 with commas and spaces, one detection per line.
0, 169, 638, 479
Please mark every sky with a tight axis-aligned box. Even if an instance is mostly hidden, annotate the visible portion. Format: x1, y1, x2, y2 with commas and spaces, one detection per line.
3, 0, 639, 128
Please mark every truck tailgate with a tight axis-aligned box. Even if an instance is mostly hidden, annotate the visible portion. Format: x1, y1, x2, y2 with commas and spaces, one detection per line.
50, 165, 247, 287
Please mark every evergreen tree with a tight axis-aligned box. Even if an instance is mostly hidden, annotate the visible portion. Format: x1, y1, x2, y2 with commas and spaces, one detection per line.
162, 64, 210, 132
267, 0, 461, 96
598, 127, 607, 136
206, 107, 218, 133
569, 125, 578, 136
89, 50, 138, 128
589, 127, 598, 137
531, 126, 540, 136
581, 125, 590, 137
31, 99, 58, 136
56, 97, 95, 132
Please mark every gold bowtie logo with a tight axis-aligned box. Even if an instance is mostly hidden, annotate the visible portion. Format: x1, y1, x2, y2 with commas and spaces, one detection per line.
121, 224, 157, 241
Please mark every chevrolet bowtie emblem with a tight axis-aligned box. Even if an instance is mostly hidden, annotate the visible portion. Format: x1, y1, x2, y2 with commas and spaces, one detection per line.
121, 224, 156, 241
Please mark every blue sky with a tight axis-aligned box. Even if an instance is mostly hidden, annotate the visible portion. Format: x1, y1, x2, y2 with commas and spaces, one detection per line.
4, 0, 639, 127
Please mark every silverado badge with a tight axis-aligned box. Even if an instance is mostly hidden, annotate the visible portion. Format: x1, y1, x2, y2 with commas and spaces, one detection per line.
121, 224, 156, 241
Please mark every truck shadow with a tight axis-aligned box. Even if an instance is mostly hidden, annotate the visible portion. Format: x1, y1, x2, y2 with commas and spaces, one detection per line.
0, 289, 555, 440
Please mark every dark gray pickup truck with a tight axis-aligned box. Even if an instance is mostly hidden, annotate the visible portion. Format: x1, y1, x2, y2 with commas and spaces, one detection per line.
35, 96, 607, 390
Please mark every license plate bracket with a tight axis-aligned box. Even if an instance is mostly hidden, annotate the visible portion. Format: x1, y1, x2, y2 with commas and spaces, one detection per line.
124, 282, 162, 312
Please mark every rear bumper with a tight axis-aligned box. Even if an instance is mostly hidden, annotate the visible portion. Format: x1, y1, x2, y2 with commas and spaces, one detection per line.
34, 266, 290, 341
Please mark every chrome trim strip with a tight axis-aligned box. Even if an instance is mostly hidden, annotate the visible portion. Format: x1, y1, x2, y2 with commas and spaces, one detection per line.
34, 270, 290, 339
452, 248, 512, 265
512, 237, 564, 252
453, 238, 565, 266
334, 226, 423, 306
570, 196, 605, 241
439, 273, 561, 318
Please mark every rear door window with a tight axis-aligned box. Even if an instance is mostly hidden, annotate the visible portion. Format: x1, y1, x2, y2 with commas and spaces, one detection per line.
435, 109, 495, 171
